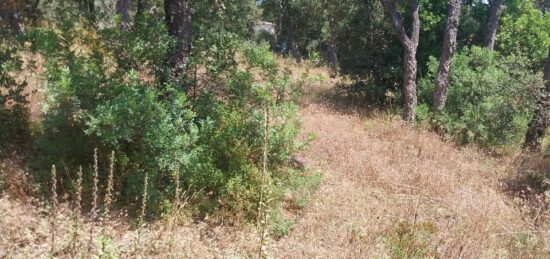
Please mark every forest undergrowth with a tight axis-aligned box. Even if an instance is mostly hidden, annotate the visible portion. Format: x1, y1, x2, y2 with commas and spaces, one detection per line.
1, 60, 549, 258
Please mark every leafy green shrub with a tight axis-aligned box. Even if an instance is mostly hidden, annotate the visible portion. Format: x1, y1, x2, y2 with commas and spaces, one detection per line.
0, 28, 30, 150
384, 221, 438, 259
498, 1, 550, 71
187, 42, 303, 218
28, 17, 302, 219
418, 47, 543, 146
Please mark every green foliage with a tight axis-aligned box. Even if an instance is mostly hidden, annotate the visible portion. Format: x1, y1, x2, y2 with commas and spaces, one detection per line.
498, 0, 550, 71
25, 10, 302, 219
0, 28, 30, 150
384, 221, 438, 259
269, 207, 295, 238
419, 47, 543, 146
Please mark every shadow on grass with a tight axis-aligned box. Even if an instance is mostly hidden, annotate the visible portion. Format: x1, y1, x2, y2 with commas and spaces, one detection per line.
503, 155, 550, 224
301, 80, 401, 120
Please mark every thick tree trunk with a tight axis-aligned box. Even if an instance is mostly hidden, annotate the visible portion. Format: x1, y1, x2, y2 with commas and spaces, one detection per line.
116, 0, 132, 31
164, 0, 192, 86
403, 46, 418, 122
524, 48, 550, 152
380, 0, 420, 123
484, 0, 503, 50
433, 0, 461, 112
275, 0, 286, 52
0, 10, 21, 35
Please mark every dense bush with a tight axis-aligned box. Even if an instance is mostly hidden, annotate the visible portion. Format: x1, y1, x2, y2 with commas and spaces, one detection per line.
418, 47, 543, 146
28, 16, 301, 218
0, 28, 30, 150
498, 0, 550, 71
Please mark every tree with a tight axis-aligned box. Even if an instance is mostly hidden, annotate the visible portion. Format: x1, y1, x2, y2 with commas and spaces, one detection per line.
136, 0, 146, 18
524, 47, 550, 152
484, 0, 504, 50
433, 0, 461, 112
116, 0, 132, 31
0, 1, 22, 35
164, 0, 192, 87
379, 0, 420, 123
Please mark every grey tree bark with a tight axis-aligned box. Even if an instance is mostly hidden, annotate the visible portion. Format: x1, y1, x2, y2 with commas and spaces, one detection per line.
524, 47, 550, 152
136, 0, 146, 17
433, 0, 461, 112
164, 0, 192, 87
0, 10, 21, 35
289, 31, 302, 63
379, 0, 420, 123
484, 0, 504, 50
116, 0, 132, 31
327, 16, 338, 75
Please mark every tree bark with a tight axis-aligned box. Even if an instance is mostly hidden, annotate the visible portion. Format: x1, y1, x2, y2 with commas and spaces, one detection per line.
433, 0, 461, 112
484, 0, 503, 50
380, 0, 420, 123
327, 16, 338, 75
116, 0, 132, 31
275, 0, 286, 52
289, 30, 301, 63
136, 0, 146, 18
327, 38, 337, 74
524, 47, 550, 152
164, 0, 192, 86
0, 10, 21, 35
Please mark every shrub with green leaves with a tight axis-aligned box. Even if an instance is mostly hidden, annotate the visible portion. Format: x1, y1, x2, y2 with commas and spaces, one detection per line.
29, 15, 302, 219
0, 27, 30, 150
418, 47, 543, 146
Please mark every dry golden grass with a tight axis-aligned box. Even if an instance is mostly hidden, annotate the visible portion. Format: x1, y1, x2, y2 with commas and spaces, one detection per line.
1, 60, 549, 258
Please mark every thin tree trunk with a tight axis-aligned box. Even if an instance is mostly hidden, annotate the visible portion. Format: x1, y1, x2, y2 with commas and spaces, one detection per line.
327, 17, 338, 75
327, 38, 337, 73
26, 0, 41, 24
136, 0, 146, 18
524, 47, 550, 152
116, 0, 132, 31
380, 0, 420, 123
433, 0, 461, 112
484, 0, 503, 50
164, 0, 192, 88
84, 0, 95, 21
289, 30, 301, 63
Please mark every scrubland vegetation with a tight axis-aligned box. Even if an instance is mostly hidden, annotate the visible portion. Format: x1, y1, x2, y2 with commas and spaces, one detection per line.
1, 0, 550, 258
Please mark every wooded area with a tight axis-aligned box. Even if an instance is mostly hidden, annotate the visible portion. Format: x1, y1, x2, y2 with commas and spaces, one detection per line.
1, 0, 550, 257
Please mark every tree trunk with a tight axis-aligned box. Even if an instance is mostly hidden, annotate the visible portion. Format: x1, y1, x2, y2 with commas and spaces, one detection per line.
524, 47, 550, 152
433, 0, 461, 112
136, 0, 146, 18
380, 0, 420, 123
164, 0, 192, 87
0, 10, 22, 35
403, 45, 418, 122
327, 17, 338, 75
116, 0, 132, 31
289, 31, 301, 63
484, 0, 503, 50
327, 38, 337, 74
26, 0, 41, 24
275, 0, 286, 52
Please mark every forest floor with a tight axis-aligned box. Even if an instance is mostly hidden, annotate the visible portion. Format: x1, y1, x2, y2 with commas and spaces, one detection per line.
1, 62, 550, 258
